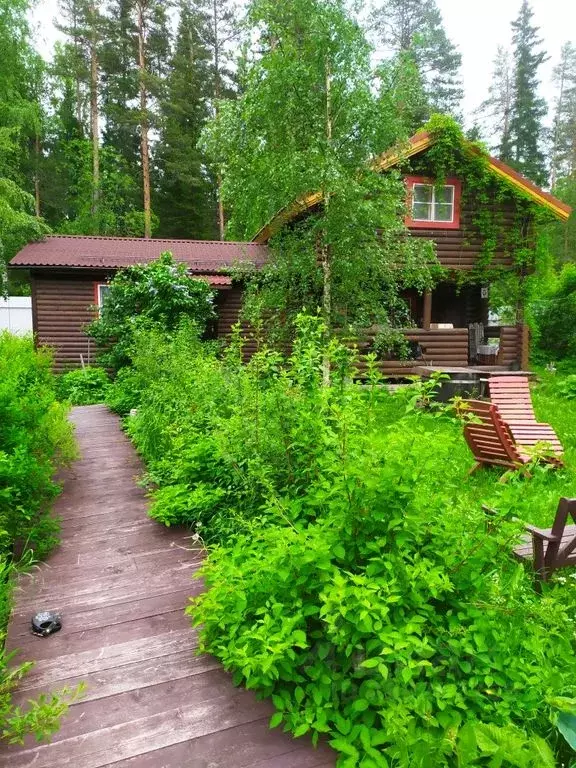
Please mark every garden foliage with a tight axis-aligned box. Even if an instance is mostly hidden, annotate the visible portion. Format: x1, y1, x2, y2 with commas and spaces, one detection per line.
87, 252, 216, 372
56, 366, 110, 406
532, 263, 576, 362
109, 316, 576, 767
0, 332, 79, 743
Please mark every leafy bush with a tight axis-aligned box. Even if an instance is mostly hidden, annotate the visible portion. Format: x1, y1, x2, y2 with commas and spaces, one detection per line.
87, 251, 217, 372
533, 263, 576, 361
114, 317, 576, 766
0, 332, 80, 744
56, 366, 110, 405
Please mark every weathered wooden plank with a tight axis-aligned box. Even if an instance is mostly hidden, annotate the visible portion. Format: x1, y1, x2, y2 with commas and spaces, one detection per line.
7, 694, 274, 768
5, 405, 333, 767
14, 650, 219, 705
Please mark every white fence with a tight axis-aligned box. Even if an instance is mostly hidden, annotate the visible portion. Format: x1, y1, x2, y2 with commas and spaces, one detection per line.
0, 297, 33, 335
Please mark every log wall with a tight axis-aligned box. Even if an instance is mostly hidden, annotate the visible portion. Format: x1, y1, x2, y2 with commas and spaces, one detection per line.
408, 203, 517, 271
31, 270, 110, 371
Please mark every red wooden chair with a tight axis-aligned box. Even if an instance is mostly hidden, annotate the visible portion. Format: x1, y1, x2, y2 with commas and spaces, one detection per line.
463, 400, 531, 478
487, 375, 563, 456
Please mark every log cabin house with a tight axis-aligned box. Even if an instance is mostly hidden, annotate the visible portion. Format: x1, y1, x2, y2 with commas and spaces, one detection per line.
9, 237, 268, 371
251, 129, 572, 374
10, 128, 571, 374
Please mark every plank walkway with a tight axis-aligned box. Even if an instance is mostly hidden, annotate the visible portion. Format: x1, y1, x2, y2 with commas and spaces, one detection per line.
2, 405, 334, 768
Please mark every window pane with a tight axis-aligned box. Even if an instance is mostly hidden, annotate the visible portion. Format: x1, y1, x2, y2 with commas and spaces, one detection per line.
435, 186, 454, 205
98, 285, 111, 305
413, 201, 433, 220
434, 202, 454, 222
413, 184, 433, 203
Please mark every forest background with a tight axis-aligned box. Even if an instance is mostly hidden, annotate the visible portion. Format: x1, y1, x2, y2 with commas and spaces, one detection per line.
2, 0, 576, 291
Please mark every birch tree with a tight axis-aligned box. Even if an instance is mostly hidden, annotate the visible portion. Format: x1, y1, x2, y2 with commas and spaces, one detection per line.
201, 0, 438, 345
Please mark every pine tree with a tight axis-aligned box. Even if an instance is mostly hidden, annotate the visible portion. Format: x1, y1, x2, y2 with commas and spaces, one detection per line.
137, 0, 171, 237
369, 0, 463, 118
0, 0, 48, 273
550, 42, 576, 187
476, 46, 514, 157
506, 0, 548, 185
156, 1, 217, 239
100, 0, 140, 182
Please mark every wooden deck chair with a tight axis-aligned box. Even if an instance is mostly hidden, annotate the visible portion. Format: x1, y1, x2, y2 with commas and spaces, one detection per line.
463, 400, 530, 478
487, 375, 564, 456
484, 498, 576, 584
514, 498, 576, 582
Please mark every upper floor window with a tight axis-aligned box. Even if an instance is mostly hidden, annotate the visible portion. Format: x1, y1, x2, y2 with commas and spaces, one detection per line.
405, 176, 461, 229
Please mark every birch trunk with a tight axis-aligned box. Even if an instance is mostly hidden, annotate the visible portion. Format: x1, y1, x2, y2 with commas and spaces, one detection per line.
322, 60, 333, 386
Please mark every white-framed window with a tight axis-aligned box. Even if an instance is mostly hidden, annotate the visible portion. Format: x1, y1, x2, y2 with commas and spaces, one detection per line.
96, 283, 111, 307
412, 183, 456, 223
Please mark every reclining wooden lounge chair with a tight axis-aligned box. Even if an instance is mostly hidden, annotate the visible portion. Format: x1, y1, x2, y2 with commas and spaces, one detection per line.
463, 400, 532, 478
487, 376, 563, 455
485, 498, 576, 584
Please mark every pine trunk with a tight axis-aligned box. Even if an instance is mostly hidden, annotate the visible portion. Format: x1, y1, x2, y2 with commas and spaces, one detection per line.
137, 1, 152, 239
213, 0, 225, 240
90, 3, 100, 221
34, 132, 41, 218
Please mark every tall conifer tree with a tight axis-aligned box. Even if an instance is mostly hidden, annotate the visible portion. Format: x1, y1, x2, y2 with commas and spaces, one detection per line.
550, 42, 576, 187
369, 0, 463, 118
476, 46, 514, 157
156, 1, 217, 239
505, 0, 548, 185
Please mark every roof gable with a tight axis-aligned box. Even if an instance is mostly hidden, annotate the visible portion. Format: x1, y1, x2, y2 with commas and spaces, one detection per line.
252, 131, 571, 243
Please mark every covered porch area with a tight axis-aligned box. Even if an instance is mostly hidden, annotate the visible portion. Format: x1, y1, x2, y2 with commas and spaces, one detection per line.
357, 281, 530, 377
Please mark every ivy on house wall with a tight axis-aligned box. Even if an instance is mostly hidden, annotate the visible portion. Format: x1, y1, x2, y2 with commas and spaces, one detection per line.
406, 115, 556, 314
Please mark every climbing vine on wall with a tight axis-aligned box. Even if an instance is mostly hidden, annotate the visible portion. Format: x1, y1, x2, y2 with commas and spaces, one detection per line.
407, 115, 555, 310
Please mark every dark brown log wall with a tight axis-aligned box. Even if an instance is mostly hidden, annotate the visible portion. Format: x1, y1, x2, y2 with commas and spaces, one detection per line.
32, 270, 111, 371
408, 203, 517, 271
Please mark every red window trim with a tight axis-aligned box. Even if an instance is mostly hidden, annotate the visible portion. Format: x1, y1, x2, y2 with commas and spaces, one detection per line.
405, 175, 462, 230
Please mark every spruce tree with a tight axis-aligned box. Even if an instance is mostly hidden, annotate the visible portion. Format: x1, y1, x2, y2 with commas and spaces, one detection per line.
369, 0, 463, 118
100, 0, 140, 184
156, 1, 217, 239
506, 0, 548, 185
550, 42, 576, 187
476, 46, 514, 157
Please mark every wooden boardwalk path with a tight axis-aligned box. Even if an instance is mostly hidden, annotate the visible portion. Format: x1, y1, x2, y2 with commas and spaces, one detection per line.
3, 405, 334, 768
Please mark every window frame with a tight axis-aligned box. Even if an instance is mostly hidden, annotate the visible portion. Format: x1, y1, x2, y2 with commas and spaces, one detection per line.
405, 175, 462, 230
94, 283, 111, 311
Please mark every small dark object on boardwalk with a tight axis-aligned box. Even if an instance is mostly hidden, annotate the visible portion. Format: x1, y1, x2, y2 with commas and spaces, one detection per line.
31, 611, 62, 637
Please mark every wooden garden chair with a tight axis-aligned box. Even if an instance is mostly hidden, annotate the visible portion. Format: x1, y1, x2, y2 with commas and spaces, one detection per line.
484, 498, 576, 584
463, 400, 532, 479
487, 375, 564, 455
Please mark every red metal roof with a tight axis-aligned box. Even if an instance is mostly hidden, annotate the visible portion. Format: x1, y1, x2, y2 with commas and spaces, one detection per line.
10, 235, 268, 271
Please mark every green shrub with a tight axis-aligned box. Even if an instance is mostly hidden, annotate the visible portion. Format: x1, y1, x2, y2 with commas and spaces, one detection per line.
0, 332, 80, 744
533, 264, 576, 361
115, 317, 576, 766
56, 366, 110, 405
87, 252, 216, 372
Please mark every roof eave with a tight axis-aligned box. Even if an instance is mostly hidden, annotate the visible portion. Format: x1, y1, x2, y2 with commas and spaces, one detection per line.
251, 132, 572, 241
